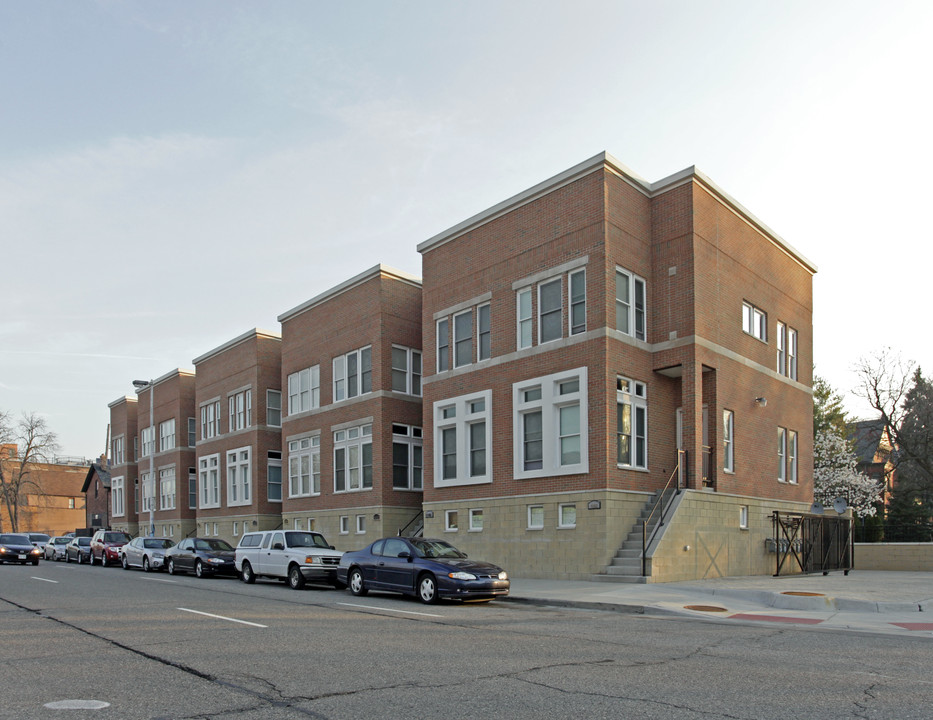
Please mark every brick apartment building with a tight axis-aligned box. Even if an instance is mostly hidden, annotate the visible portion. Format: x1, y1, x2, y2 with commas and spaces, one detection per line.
192, 329, 283, 540
1, 444, 87, 535
277, 265, 423, 547
100, 152, 815, 582
417, 152, 815, 581
107, 394, 139, 534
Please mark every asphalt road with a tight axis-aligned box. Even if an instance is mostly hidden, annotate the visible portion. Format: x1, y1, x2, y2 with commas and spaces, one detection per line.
2, 560, 932, 719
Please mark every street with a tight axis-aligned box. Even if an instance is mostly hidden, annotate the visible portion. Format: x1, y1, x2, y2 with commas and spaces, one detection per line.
2, 561, 932, 719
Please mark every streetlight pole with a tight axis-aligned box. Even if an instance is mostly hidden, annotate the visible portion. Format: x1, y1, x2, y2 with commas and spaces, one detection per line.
133, 379, 154, 537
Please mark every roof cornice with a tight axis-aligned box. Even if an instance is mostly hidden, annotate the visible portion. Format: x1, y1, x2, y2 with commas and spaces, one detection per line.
192, 328, 282, 366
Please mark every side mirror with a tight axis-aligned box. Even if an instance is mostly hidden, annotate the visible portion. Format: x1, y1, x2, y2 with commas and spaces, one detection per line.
398, 551, 411, 560
272, 542, 284, 550
330, 545, 335, 550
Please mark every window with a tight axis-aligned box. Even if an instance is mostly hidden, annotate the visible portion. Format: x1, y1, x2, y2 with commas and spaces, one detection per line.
267, 451, 282, 502
514, 368, 588, 479
616, 267, 646, 341
288, 436, 320, 497
140, 472, 154, 513
517, 288, 532, 349
787, 328, 798, 380
288, 366, 319, 415
559, 503, 577, 529
226, 447, 251, 506
112, 476, 125, 517
779, 428, 798, 484
478, 304, 491, 361
391, 346, 422, 396
200, 400, 221, 439
233, 522, 239, 537
538, 278, 562, 344
267, 390, 282, 427
159, 467, 176, 510
140, 426, 155, 458
199, 454, 220, 508
742, 302, 767, 341
778, 428, 786, 482
569, 269, 586, 335
392, 424, 423, 490
776, 322, 786, 374
339, 516, 349, 534
334, 424, 372, 492
617, 376, 647, 470
740, 505, 749, 529
454, 310, 473, 367
469, 508, 484, 532
445, 510, 459, 532
187, 418, 196, 447
723, 410, 735, 472
777, 323, 798, 379
134, 479, 139, 513
434, 391, 492, 486
356, 515, 366, 534
527, 505, 544, 530
112, 436, 125, 466
188, 469, 197, 509
437, 318, 450, 372
159, 419, 175, 452
228, 390, 252, 432
333, 347, 372, 402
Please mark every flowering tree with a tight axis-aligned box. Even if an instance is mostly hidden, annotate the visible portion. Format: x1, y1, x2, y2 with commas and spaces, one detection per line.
813, 428, 883, 518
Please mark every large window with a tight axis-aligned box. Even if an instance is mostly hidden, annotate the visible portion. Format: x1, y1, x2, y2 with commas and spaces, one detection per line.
778, 428, 798, 484
434, 390, 492, 487
188, 469, 197, 509
140, 426, 155, 458
140, 471, 154, 513
333, 347, 372, 402
159, 419, 175, 452
723, 410, 735, 472
334, 424, 372, 492
227, 447, 251, 506
513, 368, 588, 479
288, 435, 320, 497
391, 346, 422, 396
266, 390, 282, 427
199, 454, 220, 508
616, 267, 646, 341
777, 322, 798, 380
111, 476, 125, 517
267, 451, 282, 502
159, 467, 176, 510
228, 389, 252, 432
392, 424, 423, 490
288, 366, 319, 415
200, 400, 221, 440
112, 436, 125, 466
742, 302, 767, 341
617, 376, 647, 470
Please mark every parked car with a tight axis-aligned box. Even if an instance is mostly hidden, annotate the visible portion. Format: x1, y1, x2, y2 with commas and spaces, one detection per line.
337, 537, 510, 604
0, 533, 42, 565
89, 529, 132, 567
65, 536, 92, 564
44, 536, 72, 561
235, 530, 343, 589
166, 537, 237, 578
28, 533, 51, 553
121, 537, 174, 572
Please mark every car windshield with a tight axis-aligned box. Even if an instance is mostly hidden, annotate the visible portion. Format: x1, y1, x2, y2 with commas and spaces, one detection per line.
54, 537, 70, 545
29, 534, 51, 542
104, 533, 129, 542
285, 532, 330, 549
409, 539, 467, 559
196, 539, 233, 552
1, 534, 30, 545
144, 539, 174, 549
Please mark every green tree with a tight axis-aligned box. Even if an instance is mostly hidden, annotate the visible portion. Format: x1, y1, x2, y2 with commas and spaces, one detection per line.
813, 374, 849, 438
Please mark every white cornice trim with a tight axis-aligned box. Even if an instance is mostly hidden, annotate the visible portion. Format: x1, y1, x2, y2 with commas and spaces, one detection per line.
192, 328, 281, 366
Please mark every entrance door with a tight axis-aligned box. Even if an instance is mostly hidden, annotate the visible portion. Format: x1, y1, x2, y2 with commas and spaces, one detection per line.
675, 406, 709, 486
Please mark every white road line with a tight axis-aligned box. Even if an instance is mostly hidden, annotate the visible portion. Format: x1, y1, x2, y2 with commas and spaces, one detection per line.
177, 608, 267, 628
140, 577, 177, 583
337, 602, 443, 618
31, 577, 58, 583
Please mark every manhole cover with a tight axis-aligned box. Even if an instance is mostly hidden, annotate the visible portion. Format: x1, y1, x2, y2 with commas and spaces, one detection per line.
781, 591, 825, 597
684, 604, 728, 612
44, 700, 111, 710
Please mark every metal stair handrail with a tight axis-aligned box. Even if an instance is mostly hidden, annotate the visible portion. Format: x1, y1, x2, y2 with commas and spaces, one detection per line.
642, 450, 686, 576
398, 510, 424, 537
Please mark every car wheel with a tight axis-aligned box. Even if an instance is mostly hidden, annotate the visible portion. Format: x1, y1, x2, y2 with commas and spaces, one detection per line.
418, 573, 439, 604
65, 554, 71, 563
241, 561, 255, 584
122, 554, 129, 570
332, 577, 347, 590
88, 552, 94, 566
348, 568, 367, 597
168, 559, 176, 575
32, 559, 39, 566
288, 565, 306, 590
77, 552, 83, 565
143, 556, 150, 572
195, 560, 205, 579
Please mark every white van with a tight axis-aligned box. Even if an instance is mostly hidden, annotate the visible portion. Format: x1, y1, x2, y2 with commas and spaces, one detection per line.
235, 530, 344, 590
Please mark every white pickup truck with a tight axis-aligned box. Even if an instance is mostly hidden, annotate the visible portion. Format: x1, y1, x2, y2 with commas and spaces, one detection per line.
235, 530, 344, 590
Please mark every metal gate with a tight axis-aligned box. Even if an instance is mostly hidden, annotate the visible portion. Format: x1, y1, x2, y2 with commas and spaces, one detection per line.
771, 511, 853, 577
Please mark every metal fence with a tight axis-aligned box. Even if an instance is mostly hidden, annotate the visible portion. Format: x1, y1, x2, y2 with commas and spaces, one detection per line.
771, 511, 853, 576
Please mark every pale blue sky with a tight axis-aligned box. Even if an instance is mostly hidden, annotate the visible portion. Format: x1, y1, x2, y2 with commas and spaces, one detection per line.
2, 1, 931, 456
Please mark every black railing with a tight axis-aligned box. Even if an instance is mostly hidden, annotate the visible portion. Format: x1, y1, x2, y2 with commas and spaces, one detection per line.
398, 510, 424, 537
642, 450, 685, 576
771, 511, 853, 576
701, 445, 713, 487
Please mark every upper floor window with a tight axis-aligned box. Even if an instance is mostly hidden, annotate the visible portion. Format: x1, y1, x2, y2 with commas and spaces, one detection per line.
478, 304, 491, 360
187, 418, 196, 447
569, 269, 586, 336
111, 435, 125, 466
617, 376, 647, 470
159, 466, 176, 510
333, 347, 372, 402
392, 424, 423, 491
437, 297, 492, 372
776, 322, 798, 380
723, 409, 735, 472
159, 419, 176, 452
391, 346, 422, 396
742, 302, 767, 341
434, 390, 492, 487
334, 424, 373, 492
200, 400, 221, 440
538, 278, 562, 344
267, 451, 282, 502
288, 366, 319, 415
616, 267, 646, 341
199, 454, 220, 508
778, 428, 798, 484
517, 288, 533, 349
437, 318, 450, 371
140, 426, 155, 457
266, 390, 282, 427
226, 446, 251, 506
454, 309, 473, 367
517, 265, 588, 350
228, 389, 252, 432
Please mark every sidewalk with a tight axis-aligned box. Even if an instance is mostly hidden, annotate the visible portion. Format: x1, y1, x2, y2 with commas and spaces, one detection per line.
506, 571, 933, 637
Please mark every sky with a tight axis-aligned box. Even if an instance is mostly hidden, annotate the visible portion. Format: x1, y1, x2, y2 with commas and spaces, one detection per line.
2, 1, 931, 458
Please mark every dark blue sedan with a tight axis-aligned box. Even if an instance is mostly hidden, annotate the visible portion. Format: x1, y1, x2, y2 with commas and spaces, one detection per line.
337, 537, 509, 604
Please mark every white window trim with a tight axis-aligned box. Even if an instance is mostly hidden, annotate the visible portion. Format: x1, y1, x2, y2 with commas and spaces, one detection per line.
569, 268, 586, 336
723, 409, 735, 473
199, 453, 221, 509
159, 466, 176, 511
287, 435, 321, 498
477, 303, 491, 361
537, 276, 563, 345
391, 345, 423, 396
527, 505, 544, 530
739, 505, 749, 530
392, 425, 423, 491
558, 503, 577, 529
444, 509, 459, 532
513, 367, 588, 480
617, 376, 648, 471
333, 347, 372, 403
226, 446, 252, 507
266, 389, 282, 428
333, 423, 373, 493
111, 476, 125, 517
453, 309, 473, 368
742, 301, 767, 342
468, 508, 484, 532
616, 266, 647, 341
355, 514, 366, 534
288, 366, 320, 416
516, 287, 533, 350
339, 515, 349, 535
437, 317, 450, 372
433, 390, 493, 487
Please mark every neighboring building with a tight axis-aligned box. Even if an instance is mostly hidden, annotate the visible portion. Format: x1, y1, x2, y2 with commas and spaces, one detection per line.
192, 329, 283, 541
107, 395, 139, 535
417, 152, 815, 581
277, 265, 423, 548
850, 418, 895, 507
0, 444, 87, 535
134, 370, 197, 540
82, 457, 111, 530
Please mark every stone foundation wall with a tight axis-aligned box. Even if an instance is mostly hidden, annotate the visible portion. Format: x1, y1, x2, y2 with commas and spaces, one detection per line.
854, 543, 933, 571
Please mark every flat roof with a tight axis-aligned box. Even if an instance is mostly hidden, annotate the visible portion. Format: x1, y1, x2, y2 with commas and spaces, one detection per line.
192, 328, 281, 366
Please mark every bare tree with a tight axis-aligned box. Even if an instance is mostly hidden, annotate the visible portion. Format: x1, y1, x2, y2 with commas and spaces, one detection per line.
0, 410, 60, 533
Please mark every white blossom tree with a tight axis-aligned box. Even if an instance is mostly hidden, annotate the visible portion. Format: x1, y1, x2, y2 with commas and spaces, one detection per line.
813, 428, 883, 518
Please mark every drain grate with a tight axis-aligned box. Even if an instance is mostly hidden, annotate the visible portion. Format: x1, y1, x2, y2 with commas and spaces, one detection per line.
684, 604, 728, 612
781, 591, 825, 597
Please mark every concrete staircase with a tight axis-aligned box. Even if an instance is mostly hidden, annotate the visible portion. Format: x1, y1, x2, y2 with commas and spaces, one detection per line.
592, 487, 684, 584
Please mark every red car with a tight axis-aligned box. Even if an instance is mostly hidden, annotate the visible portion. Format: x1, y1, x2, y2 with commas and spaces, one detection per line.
89, 530, 131, 567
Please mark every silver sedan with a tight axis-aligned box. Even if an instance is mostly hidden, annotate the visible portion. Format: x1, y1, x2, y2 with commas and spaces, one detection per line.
121, 537, 174, 572
44, 536, 72, 561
